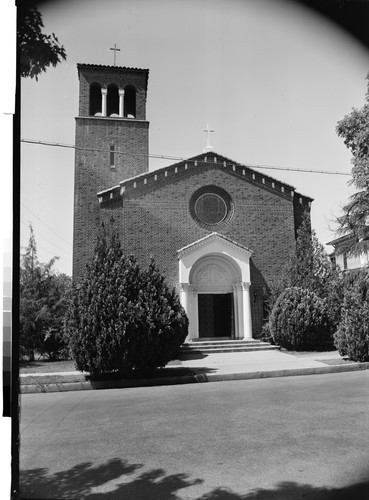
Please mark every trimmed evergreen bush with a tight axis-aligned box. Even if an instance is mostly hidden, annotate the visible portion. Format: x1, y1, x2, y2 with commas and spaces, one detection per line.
64, 226, 188, 378
269, 287, 331, 350
334, 269, 369, 362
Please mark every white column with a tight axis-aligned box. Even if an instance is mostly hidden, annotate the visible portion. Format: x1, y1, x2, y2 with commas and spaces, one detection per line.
101, 88, 107, 117
179, 283, 189, 314
119, 89, 125, 117
191, 288, 198, 340
232, 284, 240, 339
180, 283, 195, 341
241, 282, 253, 339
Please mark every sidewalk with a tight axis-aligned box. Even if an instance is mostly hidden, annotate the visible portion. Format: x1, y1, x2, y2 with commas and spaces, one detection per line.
20, 349, 369, 394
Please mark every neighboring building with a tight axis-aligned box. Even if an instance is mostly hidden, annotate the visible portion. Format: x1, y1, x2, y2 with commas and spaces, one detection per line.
73, 63, 313, 340
327, 234, 369, 271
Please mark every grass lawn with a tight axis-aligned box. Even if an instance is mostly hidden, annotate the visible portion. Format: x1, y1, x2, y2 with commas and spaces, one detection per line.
20, 373, 87, 385
20, 359, 77, 374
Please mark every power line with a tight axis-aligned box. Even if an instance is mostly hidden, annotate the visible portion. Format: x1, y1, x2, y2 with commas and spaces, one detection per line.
21, 138, 351, 177
21, 220, 72, 256
21, 202, 73, 247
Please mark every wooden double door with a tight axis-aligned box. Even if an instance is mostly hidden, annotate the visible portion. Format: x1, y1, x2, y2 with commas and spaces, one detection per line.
198, 293, 234, 338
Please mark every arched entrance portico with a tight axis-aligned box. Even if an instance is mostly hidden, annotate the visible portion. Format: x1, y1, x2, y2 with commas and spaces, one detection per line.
177, 233, 253, 341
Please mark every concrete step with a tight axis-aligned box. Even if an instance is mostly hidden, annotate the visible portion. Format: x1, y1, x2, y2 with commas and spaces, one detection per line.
184, 340, 267, 347
179, 340, 279, 354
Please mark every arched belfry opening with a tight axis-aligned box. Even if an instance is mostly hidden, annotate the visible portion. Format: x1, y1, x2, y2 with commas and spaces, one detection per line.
89, 82, 102, 116
107, 83, 119, 117
124, 85, 136, 118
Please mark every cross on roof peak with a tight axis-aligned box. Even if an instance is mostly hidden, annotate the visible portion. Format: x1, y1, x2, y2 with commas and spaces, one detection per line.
203, 124, 214, 153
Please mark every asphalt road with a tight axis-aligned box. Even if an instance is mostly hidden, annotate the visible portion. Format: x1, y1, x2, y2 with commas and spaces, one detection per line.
19, 371, 369, 499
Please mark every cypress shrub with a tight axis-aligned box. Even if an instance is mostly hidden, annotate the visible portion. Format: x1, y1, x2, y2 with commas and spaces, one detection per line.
334, 269, 369, 362
269, 287, 330, 350
64, 227, 188, 377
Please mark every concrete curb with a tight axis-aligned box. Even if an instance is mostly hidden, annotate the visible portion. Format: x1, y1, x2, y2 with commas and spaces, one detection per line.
20, 361, 369, 394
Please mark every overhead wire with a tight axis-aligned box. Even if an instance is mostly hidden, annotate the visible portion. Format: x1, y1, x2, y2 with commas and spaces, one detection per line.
21, 219, 72, 256
21, 138, 352, 177
21, 202, 73, 247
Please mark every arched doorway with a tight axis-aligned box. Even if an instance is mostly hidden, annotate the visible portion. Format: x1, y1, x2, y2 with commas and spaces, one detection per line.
177, 233, 253, 341
190, 255, 240, 339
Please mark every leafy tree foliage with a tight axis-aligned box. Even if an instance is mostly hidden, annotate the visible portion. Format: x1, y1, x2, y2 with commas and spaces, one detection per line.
265, 212, 342, 348
20, 225, 71, 360
336, 74, 369, 255
65, 225, 188, 378
18, 1, 66, 79
270, 287, 331, 351
269, 211, 339, 307
334, 268, 369, 362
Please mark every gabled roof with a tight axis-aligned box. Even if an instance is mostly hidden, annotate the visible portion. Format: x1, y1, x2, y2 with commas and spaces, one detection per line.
97, 151, 313, 207
177, 232, 253, 258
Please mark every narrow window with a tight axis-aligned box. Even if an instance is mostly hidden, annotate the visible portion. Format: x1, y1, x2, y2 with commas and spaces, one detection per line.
107, 83, 119, 116
110, 144, 115, 168
124, 85, 136, 118
89, 83, 102, 116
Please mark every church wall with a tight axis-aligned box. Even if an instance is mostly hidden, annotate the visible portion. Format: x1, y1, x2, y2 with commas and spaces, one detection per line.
104, 167, 299, 336
73, 118, 148, 279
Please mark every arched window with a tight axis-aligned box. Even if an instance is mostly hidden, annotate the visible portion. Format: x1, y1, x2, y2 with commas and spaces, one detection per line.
124, 85, 136, 118
89, 83, 102, 116
107, 83, 119, 117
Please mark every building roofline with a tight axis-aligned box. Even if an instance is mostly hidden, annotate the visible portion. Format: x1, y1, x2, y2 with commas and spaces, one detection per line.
326, 233, 355, 246
77, 63, 149, 73
97, 151, 314, 205
177, 232, 253, 257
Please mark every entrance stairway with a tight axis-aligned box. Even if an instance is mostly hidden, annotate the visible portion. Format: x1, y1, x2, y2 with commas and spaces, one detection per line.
179, 339, 280, 355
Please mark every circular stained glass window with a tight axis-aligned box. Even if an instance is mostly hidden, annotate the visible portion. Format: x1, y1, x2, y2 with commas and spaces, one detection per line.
194, 193, 228, 225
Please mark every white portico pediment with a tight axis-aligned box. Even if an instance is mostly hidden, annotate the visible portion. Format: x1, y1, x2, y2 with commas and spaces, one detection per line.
177, 233, 254, 341
177, 232, 253, 284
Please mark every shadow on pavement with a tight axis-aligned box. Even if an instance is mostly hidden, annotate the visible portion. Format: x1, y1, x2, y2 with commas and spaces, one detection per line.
84, 366, 217, 384
19, 458, 369, 499
176, 352, 209, 361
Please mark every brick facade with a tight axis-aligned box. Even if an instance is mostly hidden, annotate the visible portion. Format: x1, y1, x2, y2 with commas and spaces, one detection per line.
73, 64, 313, 338
73, 64, 149, 278
97, 155, 312, 337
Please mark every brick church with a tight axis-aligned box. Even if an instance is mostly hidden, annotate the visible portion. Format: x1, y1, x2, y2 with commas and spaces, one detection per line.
73, 63, 312, 341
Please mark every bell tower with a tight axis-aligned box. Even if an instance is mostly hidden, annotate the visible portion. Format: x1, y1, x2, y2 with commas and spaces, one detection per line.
73, 63, 149, 278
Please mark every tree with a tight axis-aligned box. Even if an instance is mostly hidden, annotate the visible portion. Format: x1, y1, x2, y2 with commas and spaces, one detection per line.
39, 273, 72, 360
270, 287, 331, 351
265, 211, 342, 344
65, 224, 188, 378
336, 74, 369, 255
18, 1, 66, 79
20, 225, 71, 360
334, 268, 369, 362
269, 211, 338, 306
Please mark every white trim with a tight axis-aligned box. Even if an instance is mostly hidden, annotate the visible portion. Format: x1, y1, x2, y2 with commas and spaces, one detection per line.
178, 233, 253, 341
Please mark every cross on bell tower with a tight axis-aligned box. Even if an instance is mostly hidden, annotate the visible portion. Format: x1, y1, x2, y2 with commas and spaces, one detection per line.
73, 62, 149, 279
110, 44, 121, 66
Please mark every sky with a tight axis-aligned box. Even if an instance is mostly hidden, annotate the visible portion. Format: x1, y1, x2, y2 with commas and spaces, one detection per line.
19, 0, 369, 276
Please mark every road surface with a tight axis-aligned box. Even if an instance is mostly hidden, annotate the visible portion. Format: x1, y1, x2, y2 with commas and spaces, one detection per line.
19, 371, 369, 499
